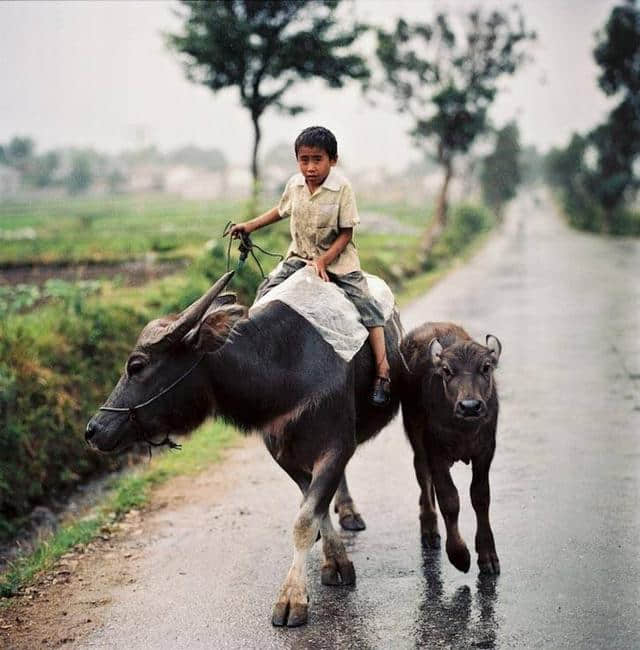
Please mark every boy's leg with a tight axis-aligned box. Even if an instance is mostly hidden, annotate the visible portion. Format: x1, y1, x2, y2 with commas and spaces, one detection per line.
368, 327, 390, 378
254, 259, 307, 302
332, 271, 391, 406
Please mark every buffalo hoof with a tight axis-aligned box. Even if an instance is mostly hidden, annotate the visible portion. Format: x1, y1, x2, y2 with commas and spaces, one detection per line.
339, 512, 366, 531
421, 530, 441, 549
272, 601, 308, 628
447, 541, 471, 573
272, 583, 309, 627
478, 554, 500, 576
321, 558, 356, 586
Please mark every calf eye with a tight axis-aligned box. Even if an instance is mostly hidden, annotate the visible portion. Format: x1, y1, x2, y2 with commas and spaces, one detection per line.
127, 356, 147, 376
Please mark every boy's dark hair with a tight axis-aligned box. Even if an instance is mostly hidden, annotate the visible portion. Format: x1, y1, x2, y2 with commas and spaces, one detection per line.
294, 126, 338, 161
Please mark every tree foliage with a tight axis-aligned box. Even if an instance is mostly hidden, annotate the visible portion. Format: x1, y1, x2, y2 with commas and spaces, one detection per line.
480, 122, 522, 217
376, 8, 534, 259
546, 1, 640, 235
167, 0, 369, 209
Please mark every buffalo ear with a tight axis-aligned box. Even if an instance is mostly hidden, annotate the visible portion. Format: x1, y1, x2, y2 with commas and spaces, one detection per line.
486, 335, 502, 364
183, 304, 245, 350
212, 293, 236, 308
428, 338, 443, 366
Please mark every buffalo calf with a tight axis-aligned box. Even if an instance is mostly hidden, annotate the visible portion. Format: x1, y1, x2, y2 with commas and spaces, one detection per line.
400, 322, 502, 575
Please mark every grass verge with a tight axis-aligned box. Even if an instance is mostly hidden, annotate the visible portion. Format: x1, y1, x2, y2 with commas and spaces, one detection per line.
0, 420, 237, 600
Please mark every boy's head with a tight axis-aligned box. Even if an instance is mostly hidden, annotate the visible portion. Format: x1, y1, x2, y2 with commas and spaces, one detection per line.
294, 126, 338, 161
294, 127, 338, 185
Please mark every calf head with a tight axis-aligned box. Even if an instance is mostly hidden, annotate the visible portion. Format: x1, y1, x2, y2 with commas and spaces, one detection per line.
429, 334, 501, 421
85, 271, 246, 453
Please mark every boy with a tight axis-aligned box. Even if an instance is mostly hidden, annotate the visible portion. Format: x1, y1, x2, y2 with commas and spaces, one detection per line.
230, 126, 391, 406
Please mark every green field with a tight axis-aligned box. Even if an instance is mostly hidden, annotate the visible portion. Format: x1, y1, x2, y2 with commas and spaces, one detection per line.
0, 193, 427, 267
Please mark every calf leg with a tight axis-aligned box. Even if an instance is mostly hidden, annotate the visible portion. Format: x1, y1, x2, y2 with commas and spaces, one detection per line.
471, 452, 500, 575
319, 511, 356, 586
272, 447, 352, 627
333, 473, 366, 531
433, 461, 470, 573
411, 442, 440, 548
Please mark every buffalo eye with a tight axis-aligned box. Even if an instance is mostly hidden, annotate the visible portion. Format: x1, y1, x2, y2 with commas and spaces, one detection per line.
127, 356, 147, 376
482, 362, 492, 374
441, 365, 453, 379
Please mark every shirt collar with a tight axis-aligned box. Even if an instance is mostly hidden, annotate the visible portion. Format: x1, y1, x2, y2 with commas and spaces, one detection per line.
292, 168, 342, 192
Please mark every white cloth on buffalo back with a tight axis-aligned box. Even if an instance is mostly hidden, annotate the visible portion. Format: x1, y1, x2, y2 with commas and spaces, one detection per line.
249, 266, 395, 362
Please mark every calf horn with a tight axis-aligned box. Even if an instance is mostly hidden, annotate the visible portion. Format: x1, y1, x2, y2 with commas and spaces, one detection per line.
150, 271, 235, 347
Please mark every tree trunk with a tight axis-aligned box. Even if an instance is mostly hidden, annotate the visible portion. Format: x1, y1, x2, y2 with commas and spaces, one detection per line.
419, 160, 453, 268
249, 114, 262, 217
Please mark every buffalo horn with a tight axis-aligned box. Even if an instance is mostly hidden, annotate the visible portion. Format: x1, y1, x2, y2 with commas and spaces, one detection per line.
160, 271, 235, 344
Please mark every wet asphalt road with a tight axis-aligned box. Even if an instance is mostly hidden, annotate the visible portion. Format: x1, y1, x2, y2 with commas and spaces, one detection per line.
83, 194, 640, 649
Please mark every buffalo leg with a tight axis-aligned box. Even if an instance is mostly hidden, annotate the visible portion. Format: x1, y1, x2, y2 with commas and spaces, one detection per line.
433, 461, 470, 573
411, 440, 440, 548
272, 448, 351, 627
470, 451, 500, 575
333, 473, 366, 531
319, 511, 356, 586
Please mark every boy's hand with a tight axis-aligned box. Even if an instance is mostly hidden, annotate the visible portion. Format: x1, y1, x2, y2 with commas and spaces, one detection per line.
308, 257, 330, 282
228, 222, 252, 239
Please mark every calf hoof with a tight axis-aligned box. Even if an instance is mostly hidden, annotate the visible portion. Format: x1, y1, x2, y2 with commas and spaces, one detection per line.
339, 512, 366, 531
321, 558, 356, 586
478, 554, 500, 576
446, 541, 471, 573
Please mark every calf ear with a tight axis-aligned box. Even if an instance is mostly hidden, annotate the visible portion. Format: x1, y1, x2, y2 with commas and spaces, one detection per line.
428, 338, 443, 365
486, 335, 502, 363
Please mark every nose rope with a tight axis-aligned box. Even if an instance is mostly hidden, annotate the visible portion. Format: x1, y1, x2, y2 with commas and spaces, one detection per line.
98, 355, 206, 454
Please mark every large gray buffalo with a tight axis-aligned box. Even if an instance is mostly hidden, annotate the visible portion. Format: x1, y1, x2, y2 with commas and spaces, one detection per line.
86, 271, 403, 627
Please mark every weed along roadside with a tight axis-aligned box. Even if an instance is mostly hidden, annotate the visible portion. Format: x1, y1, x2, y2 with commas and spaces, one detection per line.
0, 199, 496, 600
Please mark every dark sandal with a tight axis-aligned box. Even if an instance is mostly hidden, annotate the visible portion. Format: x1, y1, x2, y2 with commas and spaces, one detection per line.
370, 376, 391, 407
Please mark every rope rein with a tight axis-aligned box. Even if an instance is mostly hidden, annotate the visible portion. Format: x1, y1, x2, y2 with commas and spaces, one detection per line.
222, 221, 283, 278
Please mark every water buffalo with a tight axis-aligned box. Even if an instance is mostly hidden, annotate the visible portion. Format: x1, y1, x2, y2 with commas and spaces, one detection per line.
85, 271, 402, 627
400, 322, 502, 575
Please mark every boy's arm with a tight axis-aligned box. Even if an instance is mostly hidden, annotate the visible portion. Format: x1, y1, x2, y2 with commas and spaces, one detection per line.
310, 227, 353, 282
229, 206, 280, 237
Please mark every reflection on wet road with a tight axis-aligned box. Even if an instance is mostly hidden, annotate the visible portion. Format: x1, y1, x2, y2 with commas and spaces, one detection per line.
85, 195, 640, 649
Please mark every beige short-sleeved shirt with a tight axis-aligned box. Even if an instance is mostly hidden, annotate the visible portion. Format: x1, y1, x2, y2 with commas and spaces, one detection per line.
277, 168, 361, 275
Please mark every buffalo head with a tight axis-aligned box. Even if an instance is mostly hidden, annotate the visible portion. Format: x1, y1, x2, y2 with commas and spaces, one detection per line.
85, 271, 246, 453
428, 334, 502, 421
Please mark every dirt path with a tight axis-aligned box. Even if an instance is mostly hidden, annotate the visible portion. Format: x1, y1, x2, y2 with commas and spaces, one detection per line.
0, 437, 260, 649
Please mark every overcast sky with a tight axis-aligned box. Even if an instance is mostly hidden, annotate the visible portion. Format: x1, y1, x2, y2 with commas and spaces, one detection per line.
0, 0, 618, 172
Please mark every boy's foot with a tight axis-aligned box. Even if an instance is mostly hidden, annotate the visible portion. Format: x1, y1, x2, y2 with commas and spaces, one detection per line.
370, 376, 391, 407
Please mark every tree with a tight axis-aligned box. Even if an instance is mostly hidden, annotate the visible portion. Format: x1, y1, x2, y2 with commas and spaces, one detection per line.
27, 151, 59, 188
376, 9, 534, 263
590, 0, 640, 231
167, 0, 369, 212
66, 152, 93, 195
480, 122, 521, 219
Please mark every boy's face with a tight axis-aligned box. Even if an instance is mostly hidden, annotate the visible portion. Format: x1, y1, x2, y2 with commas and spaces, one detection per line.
296, 146, 336, 186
